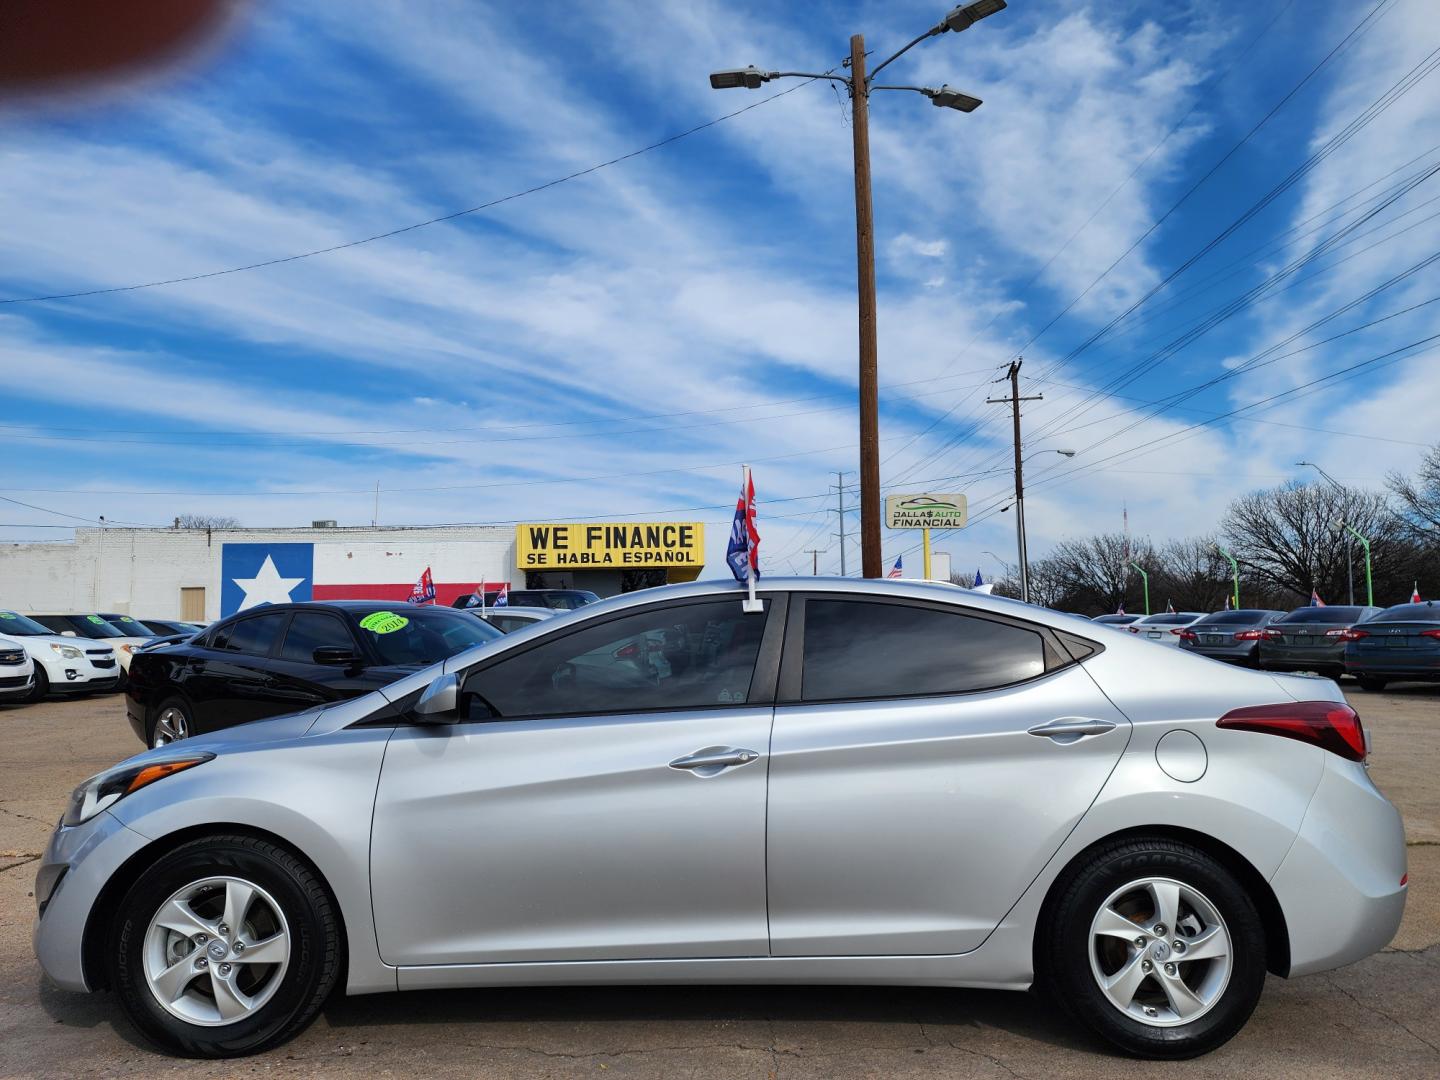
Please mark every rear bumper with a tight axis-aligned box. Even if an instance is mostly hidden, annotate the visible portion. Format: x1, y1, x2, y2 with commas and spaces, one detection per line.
1181, 642, 1258, 663
1271, 756, 1407, 978
1345, 653, 1440, 679
1260, 645, 1347, 672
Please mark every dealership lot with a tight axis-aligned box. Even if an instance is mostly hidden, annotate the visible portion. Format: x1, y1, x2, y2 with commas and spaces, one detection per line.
1, 686, 1437, 1079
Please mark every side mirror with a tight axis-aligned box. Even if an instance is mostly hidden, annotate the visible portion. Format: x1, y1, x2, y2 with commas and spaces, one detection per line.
313, 646, 361, 666
412, 672, 460, 724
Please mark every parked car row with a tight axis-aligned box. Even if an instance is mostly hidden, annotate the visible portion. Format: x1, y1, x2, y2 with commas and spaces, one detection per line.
1090, 601, 1439, 688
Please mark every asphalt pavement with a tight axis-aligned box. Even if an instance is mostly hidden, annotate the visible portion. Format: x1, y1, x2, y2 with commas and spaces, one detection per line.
2, 683, 1437, 1078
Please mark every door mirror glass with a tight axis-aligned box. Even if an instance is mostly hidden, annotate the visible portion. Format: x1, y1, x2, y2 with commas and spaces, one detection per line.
312, 645, 361, 666
412, 671, 460, 723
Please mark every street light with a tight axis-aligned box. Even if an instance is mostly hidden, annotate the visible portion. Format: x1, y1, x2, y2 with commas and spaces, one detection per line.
1012, 448, 1075, 603
1297, 461, 1356, 605
709, 1, 1005, 579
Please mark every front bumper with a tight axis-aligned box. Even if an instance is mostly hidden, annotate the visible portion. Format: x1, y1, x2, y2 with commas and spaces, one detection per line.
1270, 755, 1407, 977
33, 810, 150, 993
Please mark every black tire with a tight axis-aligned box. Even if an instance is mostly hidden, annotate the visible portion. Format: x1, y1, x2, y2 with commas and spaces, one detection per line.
1356, 676, 1388, 692
108, 835, 340, 1058
24, 664, 50, 703
148, 696, 193, 748
1037, 837, 1266, 1059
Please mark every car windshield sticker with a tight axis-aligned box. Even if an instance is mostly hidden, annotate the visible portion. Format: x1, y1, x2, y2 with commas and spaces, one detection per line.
359, 611, 409, 634
0, 612, 14, 619
119, 616, 134, 622
87, 615, 105, 624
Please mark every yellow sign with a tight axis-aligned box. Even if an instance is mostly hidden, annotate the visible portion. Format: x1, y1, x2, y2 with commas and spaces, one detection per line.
517, 522, 705, 570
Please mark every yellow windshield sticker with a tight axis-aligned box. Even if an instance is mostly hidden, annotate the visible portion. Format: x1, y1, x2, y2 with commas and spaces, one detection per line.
359, 611, 409, 634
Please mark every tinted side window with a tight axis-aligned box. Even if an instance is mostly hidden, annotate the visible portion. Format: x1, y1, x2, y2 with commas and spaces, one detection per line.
220, 613, 288, 656
279, 612, 354, 662
466, 600, 768, 718
802, 599, 1046, 702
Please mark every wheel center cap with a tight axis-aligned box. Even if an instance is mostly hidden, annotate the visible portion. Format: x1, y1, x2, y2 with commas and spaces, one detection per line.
207, 939, 229, 961
1151, 939, 1170, 961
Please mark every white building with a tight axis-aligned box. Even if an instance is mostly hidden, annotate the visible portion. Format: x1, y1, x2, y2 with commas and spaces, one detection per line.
1, 520, 707, 621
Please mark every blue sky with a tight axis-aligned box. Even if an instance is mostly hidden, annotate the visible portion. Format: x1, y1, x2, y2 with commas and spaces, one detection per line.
3, 0, 1438, 578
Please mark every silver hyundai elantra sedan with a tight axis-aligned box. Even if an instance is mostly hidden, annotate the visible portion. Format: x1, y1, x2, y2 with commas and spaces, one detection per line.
33, 578, 1406, 1060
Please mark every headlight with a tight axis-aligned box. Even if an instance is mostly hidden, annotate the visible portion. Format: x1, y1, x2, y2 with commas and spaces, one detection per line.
62, 753, 214, 827
49, 643, 83, 659
119, 643, 136, 654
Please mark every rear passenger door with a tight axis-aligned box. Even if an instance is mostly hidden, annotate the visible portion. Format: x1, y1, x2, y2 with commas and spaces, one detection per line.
265, 610, 377, 714
766, 595, 1131, 957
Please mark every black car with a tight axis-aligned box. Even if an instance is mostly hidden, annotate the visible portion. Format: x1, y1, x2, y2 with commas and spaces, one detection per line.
125, 601, 502, 747
136, 618, 206, 636
451, 588, 600, 611
1343, 600, 1440, 691
1257, 604, 1384, 677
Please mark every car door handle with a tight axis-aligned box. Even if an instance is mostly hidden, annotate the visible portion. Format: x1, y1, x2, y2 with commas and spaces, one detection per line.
1027, 717, 1117, 741
668, 746, 760, 775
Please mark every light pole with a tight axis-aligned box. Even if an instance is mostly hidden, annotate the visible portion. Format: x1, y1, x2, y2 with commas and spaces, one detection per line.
1214, 542, 1240, 610
1297, 461, 1355, 605
710, 0, 1006, 579
1338, 521, 1374, 606
1004, 445, 1075, 603
1130, 561, 1151, 616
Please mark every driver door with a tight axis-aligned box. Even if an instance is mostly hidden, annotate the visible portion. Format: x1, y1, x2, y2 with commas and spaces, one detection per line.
370, 594, 784, 967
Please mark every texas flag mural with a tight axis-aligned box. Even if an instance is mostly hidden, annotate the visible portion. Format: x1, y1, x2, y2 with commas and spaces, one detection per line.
220, 542, 507, 617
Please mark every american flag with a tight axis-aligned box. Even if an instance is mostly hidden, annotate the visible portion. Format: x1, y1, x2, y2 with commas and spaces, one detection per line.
1310, 589, 1325, 607
408, 567, 436, 605
725, 469, 761, 583
887, 556, 903, 579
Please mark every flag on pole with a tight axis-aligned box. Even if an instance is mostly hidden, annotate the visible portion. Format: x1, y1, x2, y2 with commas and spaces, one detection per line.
1116, 602, 1125, 615
725, 469, 760, 583
887, 556, 904, 579
1310, 589, 1325, 607
1224, 594, 1233, 610
1412, 582, 1422, 603
973, 568, 984, 588
408, 567, 436, 605
1165, 599, 1175, 614
492, 582, 509, 607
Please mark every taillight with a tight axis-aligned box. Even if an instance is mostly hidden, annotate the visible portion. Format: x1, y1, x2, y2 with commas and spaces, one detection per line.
1217, 701, 1367, 762
1234, 629, 1263, 640
1337, 628, 1369, 642
1176, 628, 1196, 640
1421, 629, 1440, 640
1128, 626, 1139, 633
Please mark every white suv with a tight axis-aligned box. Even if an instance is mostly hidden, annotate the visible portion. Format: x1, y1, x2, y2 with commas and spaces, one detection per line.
0, 611, 121, 701
0, 634, 36, 701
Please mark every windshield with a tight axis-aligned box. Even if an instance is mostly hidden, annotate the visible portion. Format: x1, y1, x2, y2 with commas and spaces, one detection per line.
1195, 611, 1276, 625
69, 614, 128, 638
103, 615, 158, 637
1369, 603, 1439, 622
0, 611, 58, 636
1277, 606, 1368, 624
358, 608, 502, 666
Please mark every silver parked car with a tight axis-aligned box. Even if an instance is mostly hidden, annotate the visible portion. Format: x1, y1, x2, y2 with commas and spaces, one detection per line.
34, 578, 1405, 1060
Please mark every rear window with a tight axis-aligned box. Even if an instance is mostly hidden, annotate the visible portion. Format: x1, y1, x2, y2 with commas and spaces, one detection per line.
1369, 603, 1439, 622
1138, 614, 1196, 625
213, 612, 288, 655
1195, 611, 1276, 625
1277, 606, 1368, 624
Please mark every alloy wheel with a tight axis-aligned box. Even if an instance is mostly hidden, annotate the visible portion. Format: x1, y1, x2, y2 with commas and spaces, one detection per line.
141, 875, 291, 1026
1088, 876, 1232, 1027
152, 707, 189, 747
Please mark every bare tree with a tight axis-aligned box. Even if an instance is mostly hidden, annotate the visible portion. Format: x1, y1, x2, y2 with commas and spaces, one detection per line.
1154, 537, 1231, 613
1388, 443, 1440, 540
1028, 533, 1157, 614
174, 513, 241, 530
1220, 481, 1400, 604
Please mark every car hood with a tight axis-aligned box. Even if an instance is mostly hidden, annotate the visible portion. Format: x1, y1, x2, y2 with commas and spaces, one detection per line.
11, 633, 113, 653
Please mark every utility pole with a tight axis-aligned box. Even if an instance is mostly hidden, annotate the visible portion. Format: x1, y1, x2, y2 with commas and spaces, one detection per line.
849, 35, 882, 579
987, 359, 1043, 603
833, 470, 853, 576
804, 549, 826, 575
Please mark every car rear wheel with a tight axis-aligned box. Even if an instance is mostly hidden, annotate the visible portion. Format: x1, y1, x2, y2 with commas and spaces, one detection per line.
109, 835, 340, 1057
23, 664, 49, 703
1356, 676, 1388, 692
1039, 837, 1266, 1059
150, 698, 192, 747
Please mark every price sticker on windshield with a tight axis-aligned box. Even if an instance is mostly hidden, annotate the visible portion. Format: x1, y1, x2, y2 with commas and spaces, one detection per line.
359, 612, 410, 635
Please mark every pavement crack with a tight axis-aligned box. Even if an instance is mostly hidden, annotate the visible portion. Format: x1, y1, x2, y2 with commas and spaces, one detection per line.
0, 803, 57, 829
0, 854, 41, 873
1321, 973, 1440, 1055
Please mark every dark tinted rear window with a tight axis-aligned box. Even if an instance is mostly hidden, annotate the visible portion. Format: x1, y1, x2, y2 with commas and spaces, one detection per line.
802, 599, 1046, 702
1277, 606, 1368, 624
1138, 614, 1198, 625
1195, 611, 1278, 625
1369, 603, 1440, 622
213, 612, 288, 655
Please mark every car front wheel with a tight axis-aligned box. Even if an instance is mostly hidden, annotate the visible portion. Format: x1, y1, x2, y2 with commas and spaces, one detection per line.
1039, 837, 1266, 1059
24, 664, 49, 703
150, 698, 192, 747
109, 835, 340, 1057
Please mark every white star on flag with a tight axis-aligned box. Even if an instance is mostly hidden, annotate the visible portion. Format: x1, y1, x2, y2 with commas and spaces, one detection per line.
232, 554, 305, 612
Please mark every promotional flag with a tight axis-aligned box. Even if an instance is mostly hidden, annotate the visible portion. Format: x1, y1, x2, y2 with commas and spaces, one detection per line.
725, 469, 760, 583
408, 567, 436, 605
1310, 589, 1325, 607
1116, 602, 1125, 616
492, 582, 510, 607
1224, 594, 1233, 610
973, 568, 984, 588
887, 556, 904, 579
1413, 582, 1422, 603
1165, 599, 1175, 614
